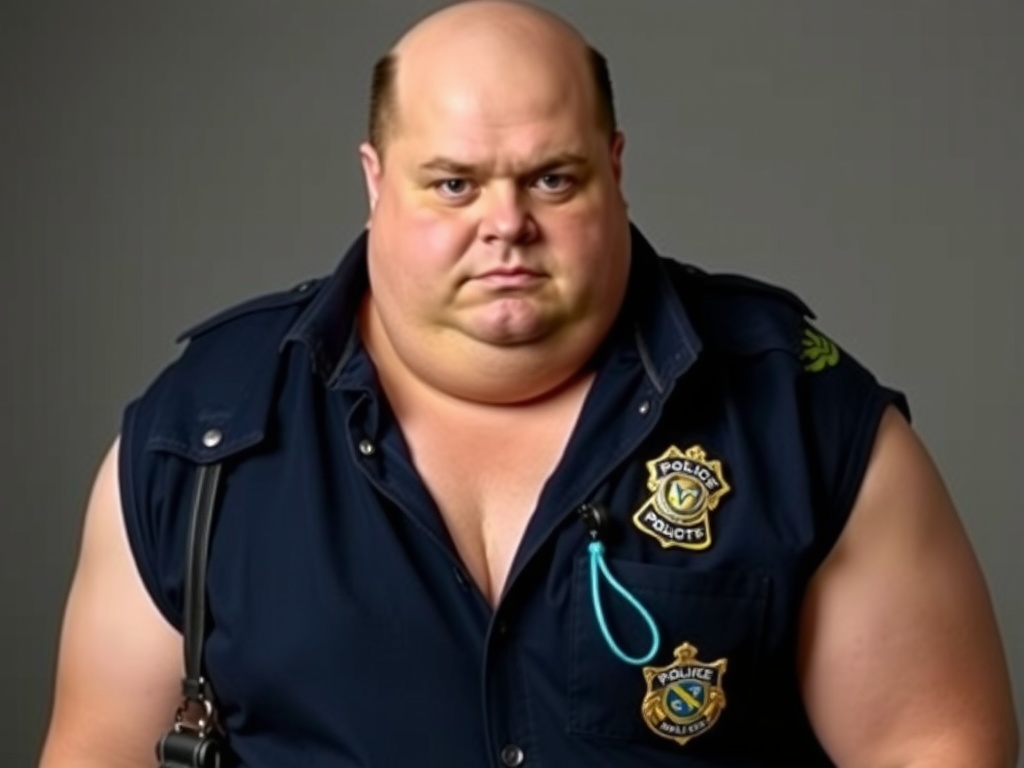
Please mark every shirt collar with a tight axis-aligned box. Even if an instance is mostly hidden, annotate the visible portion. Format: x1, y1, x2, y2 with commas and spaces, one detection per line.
280, 229, 370, 388
623, 223, 703, 392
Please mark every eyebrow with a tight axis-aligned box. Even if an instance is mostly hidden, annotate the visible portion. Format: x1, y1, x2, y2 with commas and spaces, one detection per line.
418, 153, 590, 176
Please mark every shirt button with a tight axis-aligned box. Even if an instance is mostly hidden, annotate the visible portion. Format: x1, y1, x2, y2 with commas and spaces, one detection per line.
500, 744, 525, 767
357, 439, 375, 456
201, 428, 223, 448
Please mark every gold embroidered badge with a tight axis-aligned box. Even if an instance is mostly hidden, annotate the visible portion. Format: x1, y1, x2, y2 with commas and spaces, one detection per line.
632, 445, 730, 550
641, 642, 728, 746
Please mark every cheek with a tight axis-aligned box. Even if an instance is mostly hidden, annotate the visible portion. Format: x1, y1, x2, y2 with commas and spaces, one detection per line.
538, 200, 630, 304
378, 197, 474, 268
409, 210, 474, 267
543, 203, 624, 265
370, 201, 476, 306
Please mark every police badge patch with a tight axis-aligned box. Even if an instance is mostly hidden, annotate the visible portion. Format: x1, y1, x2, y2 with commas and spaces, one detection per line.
632, 445, 731, 550
641, 642, 728, 746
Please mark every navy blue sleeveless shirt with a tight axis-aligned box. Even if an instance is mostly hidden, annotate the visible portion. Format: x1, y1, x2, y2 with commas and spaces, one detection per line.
121, 225, 907, 767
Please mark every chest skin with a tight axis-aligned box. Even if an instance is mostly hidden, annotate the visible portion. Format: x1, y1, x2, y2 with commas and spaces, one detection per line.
384, 371, 596, 605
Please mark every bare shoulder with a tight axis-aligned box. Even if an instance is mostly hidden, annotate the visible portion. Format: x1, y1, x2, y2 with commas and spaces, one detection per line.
39, 438, 182, 768
798, 407, 1019, 767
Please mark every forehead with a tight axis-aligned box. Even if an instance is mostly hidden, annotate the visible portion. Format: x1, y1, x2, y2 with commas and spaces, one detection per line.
389, 37, 602, 163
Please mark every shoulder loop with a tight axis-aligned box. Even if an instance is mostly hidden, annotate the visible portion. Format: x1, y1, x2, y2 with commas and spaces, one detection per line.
176, 278, 325, 343
667, 262, 815, 319
663, 260, 816, 357
708, 273, 815, 319
144, 280, 321, 465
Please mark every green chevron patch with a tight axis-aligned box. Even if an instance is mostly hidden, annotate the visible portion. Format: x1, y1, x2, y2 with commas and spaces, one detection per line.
800, 328, 840, 372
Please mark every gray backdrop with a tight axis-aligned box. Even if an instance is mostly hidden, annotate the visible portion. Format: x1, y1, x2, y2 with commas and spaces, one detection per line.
2, 1, 1021, 764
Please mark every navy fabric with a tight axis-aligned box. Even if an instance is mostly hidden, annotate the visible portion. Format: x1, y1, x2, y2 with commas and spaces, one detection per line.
121, 224, 907, 767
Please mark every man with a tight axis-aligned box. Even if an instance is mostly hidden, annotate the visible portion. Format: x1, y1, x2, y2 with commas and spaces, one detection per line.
40, 1, 1017, 766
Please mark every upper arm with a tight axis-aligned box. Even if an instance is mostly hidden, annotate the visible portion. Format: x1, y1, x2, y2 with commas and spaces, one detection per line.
39, 438, 182, 768
798, 407, 1019, 767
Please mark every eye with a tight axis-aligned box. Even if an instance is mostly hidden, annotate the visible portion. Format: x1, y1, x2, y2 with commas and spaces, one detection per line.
433, 178, 476, 200
534, 173, 575, 195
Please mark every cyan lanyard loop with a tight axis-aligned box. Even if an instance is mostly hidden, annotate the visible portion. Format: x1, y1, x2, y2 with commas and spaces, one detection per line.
582, 509, 661, 665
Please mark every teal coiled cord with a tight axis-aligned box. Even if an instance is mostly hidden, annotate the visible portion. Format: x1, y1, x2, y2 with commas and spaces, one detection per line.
578, 503, 661, 665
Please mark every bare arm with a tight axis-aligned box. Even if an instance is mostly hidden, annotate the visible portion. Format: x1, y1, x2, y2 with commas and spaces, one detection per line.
39, 438, 183, 768
799, 407, 1018, 767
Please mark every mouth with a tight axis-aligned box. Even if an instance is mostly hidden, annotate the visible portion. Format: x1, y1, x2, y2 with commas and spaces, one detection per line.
474, 267, 546, 289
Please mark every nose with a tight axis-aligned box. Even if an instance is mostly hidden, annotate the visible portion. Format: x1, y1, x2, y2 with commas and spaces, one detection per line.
480, 184, 538, 247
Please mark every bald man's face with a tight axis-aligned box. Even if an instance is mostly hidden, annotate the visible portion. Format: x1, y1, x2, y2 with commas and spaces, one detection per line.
359, 37, 629, 386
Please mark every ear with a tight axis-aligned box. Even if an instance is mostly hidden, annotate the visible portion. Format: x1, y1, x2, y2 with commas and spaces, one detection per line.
610, 131, 625, 185
359, 142, 383, 215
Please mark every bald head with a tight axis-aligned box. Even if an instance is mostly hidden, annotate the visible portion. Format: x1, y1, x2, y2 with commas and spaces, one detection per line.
368, 1, 616, 156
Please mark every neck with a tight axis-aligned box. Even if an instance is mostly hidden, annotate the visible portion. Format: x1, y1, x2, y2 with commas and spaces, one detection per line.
359, 294, 604, 407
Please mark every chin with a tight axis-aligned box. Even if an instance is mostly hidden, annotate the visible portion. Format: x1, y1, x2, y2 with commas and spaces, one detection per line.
467, 324, 550, 348
465, 303, 556, 346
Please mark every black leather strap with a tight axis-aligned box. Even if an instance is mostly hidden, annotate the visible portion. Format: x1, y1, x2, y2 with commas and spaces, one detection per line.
156, 462, 229, 768
182, 462, 222, 703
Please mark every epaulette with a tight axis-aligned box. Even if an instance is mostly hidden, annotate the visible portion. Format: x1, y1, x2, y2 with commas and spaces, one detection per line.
175, 278, 327, 343
662, 260, 815, 358
139, 277, 326, 465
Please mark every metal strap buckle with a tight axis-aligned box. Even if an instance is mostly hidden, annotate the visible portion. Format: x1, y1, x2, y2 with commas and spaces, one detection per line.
173, 695, 216, 738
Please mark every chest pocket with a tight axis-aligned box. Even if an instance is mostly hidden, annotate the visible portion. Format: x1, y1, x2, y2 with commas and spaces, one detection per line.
568, 557, 770, 748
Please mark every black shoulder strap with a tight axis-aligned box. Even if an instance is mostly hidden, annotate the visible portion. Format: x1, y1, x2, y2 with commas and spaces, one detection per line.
156, 463, 228, 768
182, 462, 222, 705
